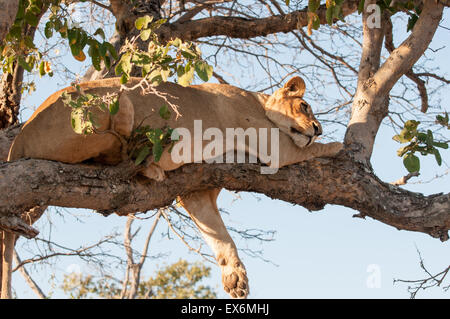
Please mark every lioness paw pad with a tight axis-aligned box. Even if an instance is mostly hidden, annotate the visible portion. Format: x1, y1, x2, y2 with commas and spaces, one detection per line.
221, 259, 248, 299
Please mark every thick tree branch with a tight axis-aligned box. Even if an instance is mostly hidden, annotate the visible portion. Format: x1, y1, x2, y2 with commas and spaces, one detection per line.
344, 1, 444, 161
1, 154, 448, 241
344, 0, 388, 161
156, 0, 360, 41
384, 14, 430, 113
0, 0, 19, 42
373, 1, 444, 96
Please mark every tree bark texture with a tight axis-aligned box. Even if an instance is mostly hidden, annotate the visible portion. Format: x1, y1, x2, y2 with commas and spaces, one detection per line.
0, 153, 448, 241
0, 0, 19, 42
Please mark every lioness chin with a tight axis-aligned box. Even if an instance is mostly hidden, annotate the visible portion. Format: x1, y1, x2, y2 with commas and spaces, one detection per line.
8, 76, 342, 298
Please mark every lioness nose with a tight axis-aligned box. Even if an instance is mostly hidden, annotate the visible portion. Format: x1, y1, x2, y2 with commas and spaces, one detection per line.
313, 122, 322, 136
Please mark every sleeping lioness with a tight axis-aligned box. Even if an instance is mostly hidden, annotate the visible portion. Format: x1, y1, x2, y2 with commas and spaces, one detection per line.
8, 76, 342, 298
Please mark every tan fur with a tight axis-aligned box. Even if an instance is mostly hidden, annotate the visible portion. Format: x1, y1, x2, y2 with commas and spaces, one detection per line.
8, 76, 342, 299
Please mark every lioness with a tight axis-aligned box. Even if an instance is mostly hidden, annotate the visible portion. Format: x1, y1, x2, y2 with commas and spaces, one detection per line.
8, 76, 342, 298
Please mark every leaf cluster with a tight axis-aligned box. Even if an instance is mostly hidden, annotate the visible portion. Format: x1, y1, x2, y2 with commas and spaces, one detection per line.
61, 85, 118, 135
129, 105, 178, 165
115, 15, 213, 86
393, 117, 449, 173
0, 0, 119, 79
61, 259, 217, 299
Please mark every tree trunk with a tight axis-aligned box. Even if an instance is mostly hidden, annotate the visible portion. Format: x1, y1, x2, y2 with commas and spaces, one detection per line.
0, 0, 19, 42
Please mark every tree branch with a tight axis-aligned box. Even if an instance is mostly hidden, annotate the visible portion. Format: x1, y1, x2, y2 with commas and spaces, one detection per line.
1, 153, 448, 241
0, 0, 19, 42
344, 0, 444, 161
373, 1, 444, 96
156, 0, 360, 41
13, 250, 46, 299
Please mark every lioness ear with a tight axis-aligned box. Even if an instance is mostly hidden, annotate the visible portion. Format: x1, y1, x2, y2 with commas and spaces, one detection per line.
283, 76, 306, 97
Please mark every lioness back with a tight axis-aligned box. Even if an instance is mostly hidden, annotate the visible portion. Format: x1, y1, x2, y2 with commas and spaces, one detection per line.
8, 78, 130, 163
8, 77, 286, 165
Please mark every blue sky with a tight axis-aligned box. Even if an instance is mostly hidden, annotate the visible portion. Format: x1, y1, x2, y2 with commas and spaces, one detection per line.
10, 6, 450, 299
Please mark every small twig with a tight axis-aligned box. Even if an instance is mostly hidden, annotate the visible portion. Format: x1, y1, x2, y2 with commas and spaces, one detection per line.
13, 250, 47, 299
88, 0, 112, 12
160, 209, 214, 264
121, 79, 181, 118
391, 172, 420, 186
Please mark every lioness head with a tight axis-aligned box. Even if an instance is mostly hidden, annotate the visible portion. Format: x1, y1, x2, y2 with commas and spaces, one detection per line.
264, 76, 322, 148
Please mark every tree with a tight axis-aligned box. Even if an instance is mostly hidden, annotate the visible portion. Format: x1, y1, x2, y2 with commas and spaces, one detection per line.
0, 0, 449, 298
61, 259, 217, 299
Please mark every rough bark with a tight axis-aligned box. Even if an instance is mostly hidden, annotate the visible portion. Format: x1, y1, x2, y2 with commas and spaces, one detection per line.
0, 63, 23, 129
0, 153, 448, 241
344, 1, 444, 161
0, 0, 448, 299
83, 0, 360, 81
1, 231, 14, 298
0, 3, 49, 297
156, 0, 359, 42
0, 0, 19, 42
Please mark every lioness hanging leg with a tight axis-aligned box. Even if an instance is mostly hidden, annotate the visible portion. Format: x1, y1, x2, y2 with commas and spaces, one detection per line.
178, 189, 249, 299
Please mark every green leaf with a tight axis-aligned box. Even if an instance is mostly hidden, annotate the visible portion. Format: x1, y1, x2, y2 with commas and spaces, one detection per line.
403, 153, 420, 173
433, 149, 442, 166
146, 129, 163, 144
29, 4, 42, 15
120, 73, 129, 84
44, 22, 54, 38
416, 132, 427, 142
426, 129, 433, 146
432, 141, 448, 149
24, 12, 39, 27
404, 120, 420, 131
104, 42, 118, 60
91, 50, 101, 70
358, 0, 365, 14
17, 56, 33, 72
312, 14, 320, 30
135, 146, 150, 165
326, 7, 333, 25
171, 38, 182, 48
308, 0, 321, 12
180, 48, 197, 60
178, 67, 194, 87
407, 14, 418, 32
68, 29, 78, 45
396, 145, 412, 157
94, 28, 106, 40
159, 105, 171, 120
61, 91, 72, 105
109, 98, 119, 115
104, 55, 111, 69
140, 29, 152, 41
160, 68, 171, 82
152, 141, 163, 162
392, 134, 409, 143
39, 61, 45, 77
285, 0, 290, 5
117, 52, 132, 76
98, 42, 107, 57
71, 108, 87, 134
135, 15, 153, 30
194, 61, 213, 82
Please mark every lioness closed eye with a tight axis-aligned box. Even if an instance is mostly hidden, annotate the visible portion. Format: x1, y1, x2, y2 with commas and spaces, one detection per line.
8, 75, 342, 298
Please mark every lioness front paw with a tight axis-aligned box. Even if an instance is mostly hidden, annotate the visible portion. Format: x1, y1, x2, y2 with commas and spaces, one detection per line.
140, 163, 166, 181
324, 142, 343, 157
220, 257, 249, 299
